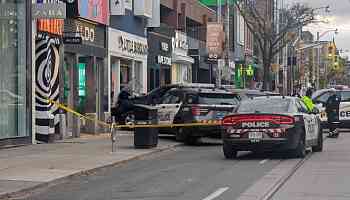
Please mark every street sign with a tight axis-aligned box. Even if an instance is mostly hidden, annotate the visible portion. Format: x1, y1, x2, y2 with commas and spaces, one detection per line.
32, 3, 66, 19
63, 36, 82, 44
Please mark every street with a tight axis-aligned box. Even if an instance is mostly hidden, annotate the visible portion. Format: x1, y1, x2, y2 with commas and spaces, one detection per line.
18, 138, 283, 200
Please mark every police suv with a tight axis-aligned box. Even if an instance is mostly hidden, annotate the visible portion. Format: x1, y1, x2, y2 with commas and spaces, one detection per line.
222, 96, 323, 159
156, 87, 239, 145
313, 88, 350, 128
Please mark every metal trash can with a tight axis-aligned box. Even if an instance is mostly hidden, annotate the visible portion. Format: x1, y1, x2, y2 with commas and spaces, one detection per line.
133, 104, 159, 148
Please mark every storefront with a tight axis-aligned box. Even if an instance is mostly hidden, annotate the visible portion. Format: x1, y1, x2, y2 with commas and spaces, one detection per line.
172, 31, 194, 84
108, 28, 148, 108
63, 18, 107, 134
0, 1, 32, 146
147, 27, 173, 91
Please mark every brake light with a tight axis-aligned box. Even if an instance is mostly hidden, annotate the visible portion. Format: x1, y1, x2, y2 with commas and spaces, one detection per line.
222, 114, 295, 126
192, 106, 200, 116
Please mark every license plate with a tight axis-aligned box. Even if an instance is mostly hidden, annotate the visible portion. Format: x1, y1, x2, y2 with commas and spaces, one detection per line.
249, 132, 263, 139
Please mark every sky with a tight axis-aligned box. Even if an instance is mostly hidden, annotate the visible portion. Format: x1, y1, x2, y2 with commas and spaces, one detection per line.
285, 0, 350, 58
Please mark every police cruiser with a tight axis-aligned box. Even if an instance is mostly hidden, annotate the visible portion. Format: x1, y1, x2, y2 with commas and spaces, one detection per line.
156, 87, 239, 145
222, 96, 323, 159
313, 88, 350, 128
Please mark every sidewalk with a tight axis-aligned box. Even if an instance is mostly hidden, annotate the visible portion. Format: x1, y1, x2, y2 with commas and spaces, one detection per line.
273, 132, 350, 200
0, 132, 180, 199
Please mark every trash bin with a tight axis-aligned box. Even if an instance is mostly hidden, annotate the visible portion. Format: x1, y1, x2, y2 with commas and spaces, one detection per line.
133, 104, 159, 148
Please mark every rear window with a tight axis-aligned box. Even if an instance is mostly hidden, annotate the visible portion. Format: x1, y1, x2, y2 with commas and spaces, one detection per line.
237, 98, 291, 113
197, 93, 239, 105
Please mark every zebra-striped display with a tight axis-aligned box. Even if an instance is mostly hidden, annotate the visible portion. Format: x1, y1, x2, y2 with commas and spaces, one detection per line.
35, 34, 60, 142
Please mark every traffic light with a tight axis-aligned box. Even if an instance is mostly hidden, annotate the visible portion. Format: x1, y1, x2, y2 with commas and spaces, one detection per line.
328, 46, 333, 58
246, 65, 254, 76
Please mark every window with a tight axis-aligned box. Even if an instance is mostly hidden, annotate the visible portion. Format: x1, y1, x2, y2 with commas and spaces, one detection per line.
341, 91, 350, 102
161, 92, 181, 104
314, 92, 331, 104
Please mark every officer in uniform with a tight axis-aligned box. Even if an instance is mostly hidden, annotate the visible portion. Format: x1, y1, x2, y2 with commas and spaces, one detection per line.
302, 88, 315, 113
326, 90, 341, 138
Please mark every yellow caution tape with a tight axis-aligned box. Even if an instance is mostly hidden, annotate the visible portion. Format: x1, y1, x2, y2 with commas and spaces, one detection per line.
46, 98, 222, 129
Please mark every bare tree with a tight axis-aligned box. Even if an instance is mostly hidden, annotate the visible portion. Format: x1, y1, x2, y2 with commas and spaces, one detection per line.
236, 0, 315, 90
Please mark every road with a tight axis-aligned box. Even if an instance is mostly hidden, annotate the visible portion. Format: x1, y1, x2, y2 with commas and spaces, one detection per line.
19, 139, 284, 200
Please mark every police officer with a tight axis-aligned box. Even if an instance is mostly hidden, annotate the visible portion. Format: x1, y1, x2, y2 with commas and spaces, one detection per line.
111, 87, 134, 124
325, 90, 341, 138
302, 88, 315, 113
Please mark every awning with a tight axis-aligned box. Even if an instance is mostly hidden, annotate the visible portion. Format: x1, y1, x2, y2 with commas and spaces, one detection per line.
172, 54, 195, 64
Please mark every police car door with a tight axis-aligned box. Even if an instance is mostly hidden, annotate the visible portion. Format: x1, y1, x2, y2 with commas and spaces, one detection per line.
156, 91, 182, 124
339, 91, 350, 122
297, 100, 318, 142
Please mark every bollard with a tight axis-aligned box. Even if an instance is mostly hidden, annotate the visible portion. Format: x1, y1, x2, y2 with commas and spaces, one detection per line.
111, 123, 118, 152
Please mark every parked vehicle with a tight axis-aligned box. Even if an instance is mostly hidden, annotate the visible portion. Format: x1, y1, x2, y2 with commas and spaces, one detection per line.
131, 83, 215, 105
222, 96, 323, 159
156, 87, 239, 144
313, 88, 350, 128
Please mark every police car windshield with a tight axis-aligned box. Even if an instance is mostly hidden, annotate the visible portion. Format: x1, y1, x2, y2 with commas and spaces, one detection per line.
198, 93, 239, 105
238, 98, 291, 113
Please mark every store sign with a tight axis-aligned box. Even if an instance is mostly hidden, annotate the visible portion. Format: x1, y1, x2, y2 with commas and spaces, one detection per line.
157, 55, 172, 66
75, 21, 96, 43
32, 3, 66, 19
172, 31, 189, 57
161, 42, 169, 52
207, 22, 225, 59
119, 36, 148, 55
37, 19, 64, 36
172, 31, 189, 50
63, 36, 82, 44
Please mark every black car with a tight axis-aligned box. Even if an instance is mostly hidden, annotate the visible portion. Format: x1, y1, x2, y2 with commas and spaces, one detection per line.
131, 83, 215, 105
222, 96, 322, 159
221, 88, 280, 101
156, 87, 239, 145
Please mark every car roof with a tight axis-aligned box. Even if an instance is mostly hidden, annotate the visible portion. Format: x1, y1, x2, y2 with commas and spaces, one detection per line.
247, 95, 296, 100
169, 87, 235, 94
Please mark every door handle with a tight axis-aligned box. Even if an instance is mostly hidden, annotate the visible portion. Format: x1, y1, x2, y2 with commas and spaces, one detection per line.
162, 106, 166, 109
176, 105, 179, 108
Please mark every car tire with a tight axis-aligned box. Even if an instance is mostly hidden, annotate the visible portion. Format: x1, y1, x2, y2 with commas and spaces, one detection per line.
293, 132, 306, 158
184, 136, 199, 146
223, 142, 237, 159
176, 127, 185, 142
312, 128, 323, 152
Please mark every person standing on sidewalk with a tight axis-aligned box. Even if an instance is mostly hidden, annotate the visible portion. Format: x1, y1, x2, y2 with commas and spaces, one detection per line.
326, 90, 341, 138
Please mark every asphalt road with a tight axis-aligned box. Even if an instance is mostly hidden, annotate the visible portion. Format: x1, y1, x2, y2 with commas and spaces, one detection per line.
19, 139, 283, 200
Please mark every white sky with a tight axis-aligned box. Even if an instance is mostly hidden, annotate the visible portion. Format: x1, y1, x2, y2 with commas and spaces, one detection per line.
285, 0, 350, 58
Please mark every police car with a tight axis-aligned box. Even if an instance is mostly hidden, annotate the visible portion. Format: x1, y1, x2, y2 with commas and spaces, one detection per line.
222, 96, 323, 159
313, 88, 350, 128
156, 87, 239, 145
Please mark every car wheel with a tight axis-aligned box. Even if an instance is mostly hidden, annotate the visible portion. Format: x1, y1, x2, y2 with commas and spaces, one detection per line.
223, 142, 237, 159
293, 132, 306, 158
176, 127, 185, 142
184, 136, 199, 146
312, 128, 323, 152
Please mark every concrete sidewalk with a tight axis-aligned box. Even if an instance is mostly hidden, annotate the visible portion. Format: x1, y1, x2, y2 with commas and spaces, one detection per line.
273, 132, 350, 200
0, 132, 180, 199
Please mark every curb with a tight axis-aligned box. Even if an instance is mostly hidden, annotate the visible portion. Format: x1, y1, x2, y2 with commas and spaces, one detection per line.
0, 143, 182, 200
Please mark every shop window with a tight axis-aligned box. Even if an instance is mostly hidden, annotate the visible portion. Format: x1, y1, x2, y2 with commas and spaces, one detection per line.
0, 1, 28, 139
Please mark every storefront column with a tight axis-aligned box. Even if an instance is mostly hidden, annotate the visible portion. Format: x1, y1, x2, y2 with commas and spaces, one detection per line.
107, 53, 111, 113
131, 60, 136, 92
142, 61, 147, 93
72, 54, 80, 138
112, 59, 121, 104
